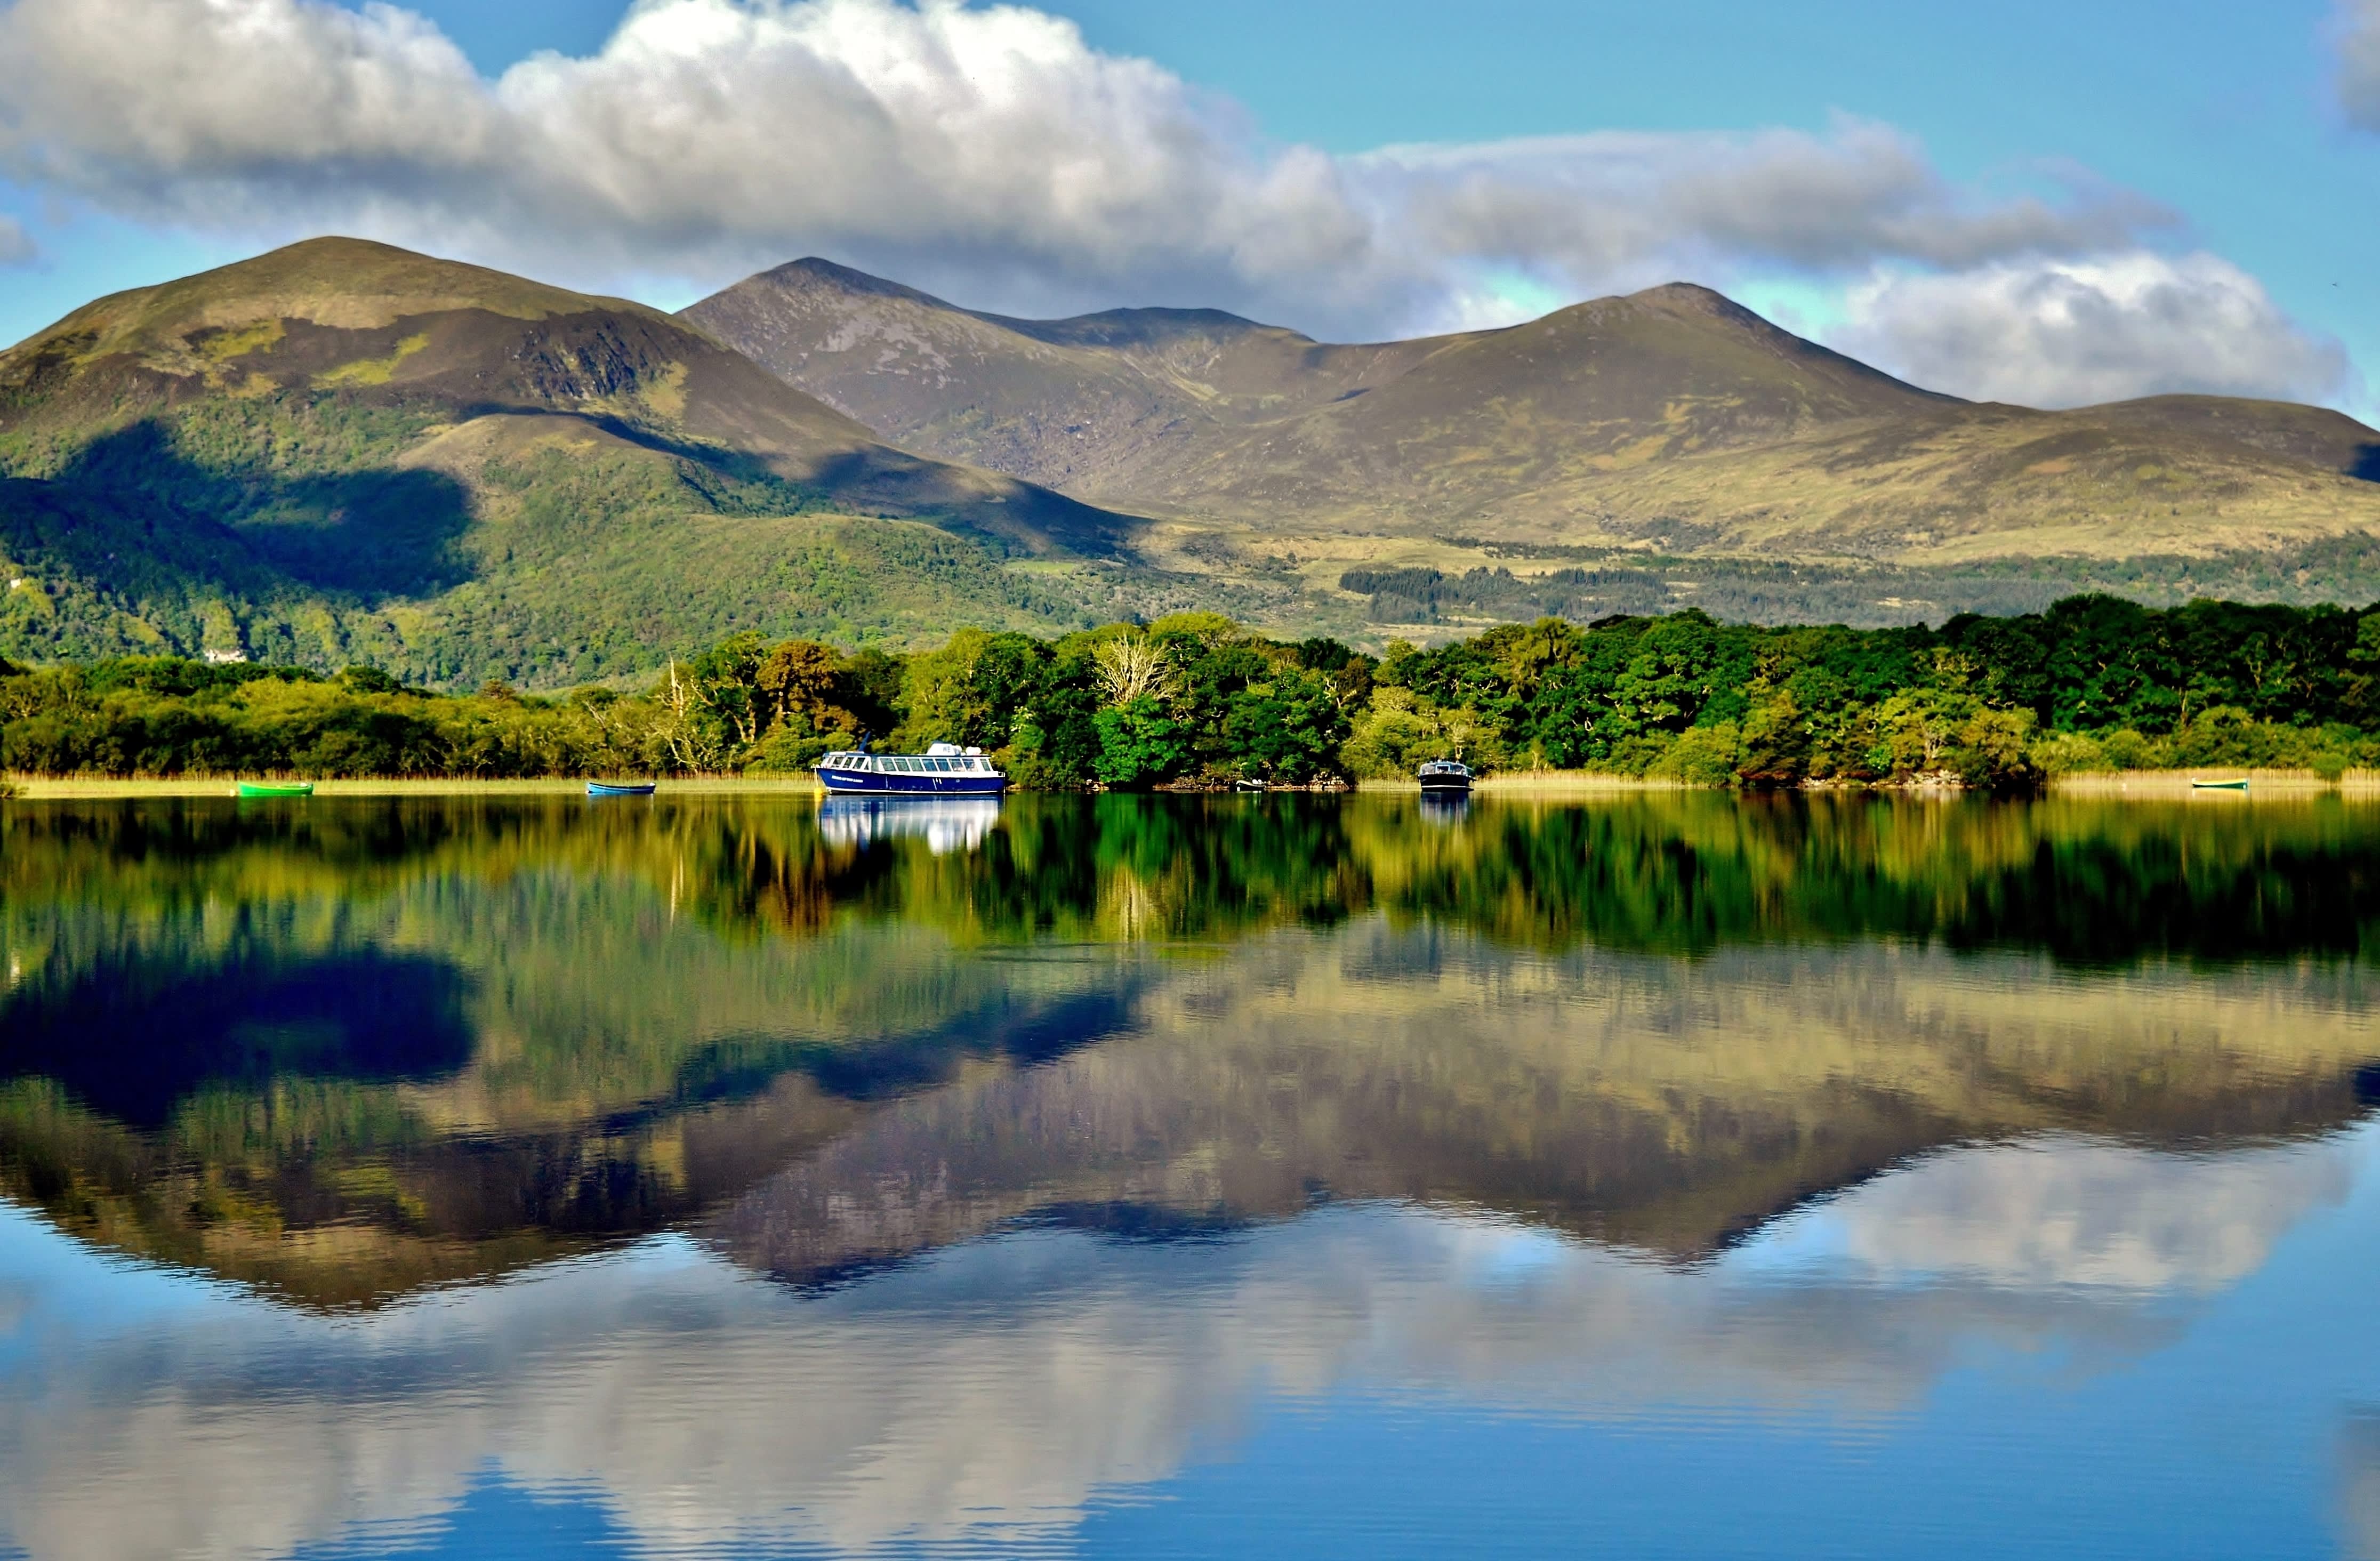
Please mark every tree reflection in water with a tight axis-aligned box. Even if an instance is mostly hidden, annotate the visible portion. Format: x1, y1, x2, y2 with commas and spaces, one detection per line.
4, 792, 2380, 1558
2, 791, 2378, 1303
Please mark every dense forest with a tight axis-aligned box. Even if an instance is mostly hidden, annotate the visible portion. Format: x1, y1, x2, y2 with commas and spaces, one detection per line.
6, 593, 2380, 788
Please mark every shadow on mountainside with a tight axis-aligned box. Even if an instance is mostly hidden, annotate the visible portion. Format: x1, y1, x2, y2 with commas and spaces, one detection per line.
0, 948, 477, 1129
41, 420, 477, 599
2354, 444, 2380, 483
785, 984, 1148, 1104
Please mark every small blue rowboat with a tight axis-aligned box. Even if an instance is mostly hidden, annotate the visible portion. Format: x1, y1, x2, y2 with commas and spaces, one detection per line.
586, 780, 657, 798
815, 743, 1006, 796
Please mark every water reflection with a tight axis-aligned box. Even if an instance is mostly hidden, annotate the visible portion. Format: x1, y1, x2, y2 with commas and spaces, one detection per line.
1, 792, 2378, 1557
3, 1130, 2372, 1560
815, 795, 1003, 855
1416, 791, 1469, 826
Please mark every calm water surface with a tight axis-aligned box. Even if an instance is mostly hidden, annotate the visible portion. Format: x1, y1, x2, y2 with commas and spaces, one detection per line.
4, 791, 2379, 1559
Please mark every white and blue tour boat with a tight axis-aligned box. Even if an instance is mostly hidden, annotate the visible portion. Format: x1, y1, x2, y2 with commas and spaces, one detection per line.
815, 742, 1007, 796
1418, 758, 1474, 795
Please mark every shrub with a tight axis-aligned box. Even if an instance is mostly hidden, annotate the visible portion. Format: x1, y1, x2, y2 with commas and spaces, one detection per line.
2030, 730, 2110, 776
1649, 723, 1742, 787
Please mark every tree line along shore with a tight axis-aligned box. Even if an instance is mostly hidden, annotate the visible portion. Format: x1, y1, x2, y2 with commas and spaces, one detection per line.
4, 595, 2379, 791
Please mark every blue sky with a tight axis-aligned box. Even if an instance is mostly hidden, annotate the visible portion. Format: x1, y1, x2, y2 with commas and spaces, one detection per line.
2, 0, 2375, 414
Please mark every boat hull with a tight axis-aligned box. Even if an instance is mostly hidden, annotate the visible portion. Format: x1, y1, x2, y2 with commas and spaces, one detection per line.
236, 782, 313, 799
1419, 776, 1473, 795
586, 782, 657, 798
817, 767, 1006, 796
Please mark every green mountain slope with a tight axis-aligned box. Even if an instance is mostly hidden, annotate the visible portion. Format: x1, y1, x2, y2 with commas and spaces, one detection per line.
688, 262, 2380, 619
0, 239, 1138, 683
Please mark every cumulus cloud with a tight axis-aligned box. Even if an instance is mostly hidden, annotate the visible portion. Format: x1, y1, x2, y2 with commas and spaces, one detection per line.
0, 0, 2174, 340
0, 0, 2347, 407
1833, 252, 2353, 407
2339, 0, 2380, 131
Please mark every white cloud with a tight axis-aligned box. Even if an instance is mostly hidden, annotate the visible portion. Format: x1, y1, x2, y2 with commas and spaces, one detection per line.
0, 215, 33, 265
1832, 252, 2354, 407
0, 0, 2348, 407
0, 0, 2174, 342
2339, 0, 2380, 132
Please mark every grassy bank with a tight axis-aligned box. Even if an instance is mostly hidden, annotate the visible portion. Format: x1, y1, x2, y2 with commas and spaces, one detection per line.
0, 774, 823, 800
1354, 770, 1690, 792
1361, 767, 2380, 797
2045, 768, 2380, 795
18, 770, 2380, 801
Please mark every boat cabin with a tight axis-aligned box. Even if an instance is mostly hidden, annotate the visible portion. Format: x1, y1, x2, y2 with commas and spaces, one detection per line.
1418, 759, 1474, 793
818, 742, 998, 777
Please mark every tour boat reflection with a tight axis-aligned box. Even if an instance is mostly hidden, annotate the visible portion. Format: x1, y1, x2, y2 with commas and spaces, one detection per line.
816, 794, 1003, 855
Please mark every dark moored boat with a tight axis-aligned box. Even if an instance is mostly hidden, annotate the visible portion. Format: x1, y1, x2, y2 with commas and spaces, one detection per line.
815, 743, 1007, 796
586, 780, 657, 798
1418, 759, 1473, 795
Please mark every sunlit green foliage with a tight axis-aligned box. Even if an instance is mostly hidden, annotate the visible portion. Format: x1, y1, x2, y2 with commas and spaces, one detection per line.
0, 394, 1101, 686
6, 593, 2380, 785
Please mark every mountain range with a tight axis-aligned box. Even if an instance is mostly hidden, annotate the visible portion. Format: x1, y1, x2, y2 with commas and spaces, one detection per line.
688, 259, 2380, 625
5, 236, 2379, 686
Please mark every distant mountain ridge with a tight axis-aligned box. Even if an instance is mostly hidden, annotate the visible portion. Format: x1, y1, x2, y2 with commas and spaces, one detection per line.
686, 260, 2380, 585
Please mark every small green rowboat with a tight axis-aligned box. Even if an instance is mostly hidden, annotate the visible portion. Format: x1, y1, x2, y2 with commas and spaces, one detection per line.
236, 780, 315, 799
2191, 778, 2249, 792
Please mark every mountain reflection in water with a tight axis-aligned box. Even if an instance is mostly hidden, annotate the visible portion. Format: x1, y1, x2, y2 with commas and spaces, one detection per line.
2, 792, 2379, 1560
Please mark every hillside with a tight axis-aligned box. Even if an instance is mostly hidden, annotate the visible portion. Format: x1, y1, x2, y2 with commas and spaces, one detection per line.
689, 263, 2380, 625
0, 239, 1145, 685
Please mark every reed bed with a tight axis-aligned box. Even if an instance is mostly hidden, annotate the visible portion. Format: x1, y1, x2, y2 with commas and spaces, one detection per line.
2045, 768, 2380, 795
0, 774, 824, 800
1358, 771, 1690, 792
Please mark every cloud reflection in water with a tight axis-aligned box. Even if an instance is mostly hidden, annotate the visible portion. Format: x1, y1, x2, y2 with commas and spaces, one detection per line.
0, 1120, 2372, 1561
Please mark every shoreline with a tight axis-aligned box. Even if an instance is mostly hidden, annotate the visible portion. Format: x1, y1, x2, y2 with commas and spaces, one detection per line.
9, 768, 2380, 801
1372, 767, 2380, 795
0, 775, 825, 800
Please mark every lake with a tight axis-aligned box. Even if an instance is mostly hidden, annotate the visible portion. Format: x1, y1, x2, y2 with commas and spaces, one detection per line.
3, 790, 2379, 1559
